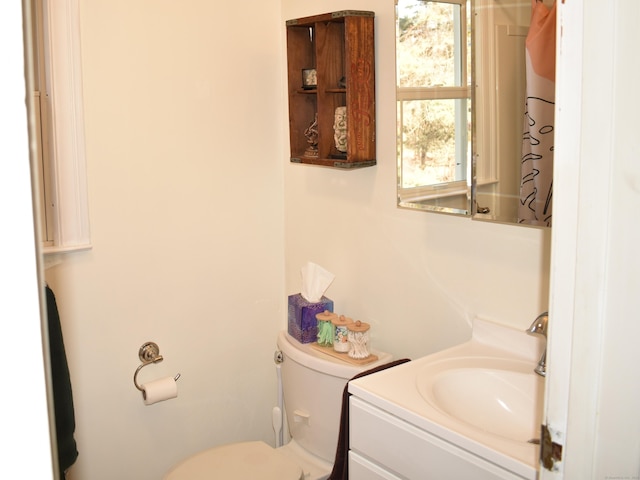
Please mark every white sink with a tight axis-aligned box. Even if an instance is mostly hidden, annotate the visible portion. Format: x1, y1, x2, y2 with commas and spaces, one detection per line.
348, 317, 547, 479
417, 356, 545, 443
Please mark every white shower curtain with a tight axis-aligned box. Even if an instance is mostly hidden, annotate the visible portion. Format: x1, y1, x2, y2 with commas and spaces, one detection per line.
518, 0, 556, 226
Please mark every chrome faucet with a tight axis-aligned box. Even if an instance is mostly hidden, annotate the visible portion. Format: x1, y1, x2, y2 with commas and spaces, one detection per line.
526, 312, 548, 377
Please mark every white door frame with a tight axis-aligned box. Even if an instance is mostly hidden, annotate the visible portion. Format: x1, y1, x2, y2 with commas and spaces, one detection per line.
1, 2, 55, 478
544, 1, 640, 478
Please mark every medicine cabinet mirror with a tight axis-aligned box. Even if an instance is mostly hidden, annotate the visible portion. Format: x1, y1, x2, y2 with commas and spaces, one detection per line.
396, 0, 555, 227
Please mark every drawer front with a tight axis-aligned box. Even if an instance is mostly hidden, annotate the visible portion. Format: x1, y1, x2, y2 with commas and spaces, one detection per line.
349, 396, 524, 480
349, 451, 403, 480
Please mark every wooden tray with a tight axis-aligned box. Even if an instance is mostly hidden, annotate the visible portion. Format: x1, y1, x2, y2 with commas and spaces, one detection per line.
310, 343, 378, 366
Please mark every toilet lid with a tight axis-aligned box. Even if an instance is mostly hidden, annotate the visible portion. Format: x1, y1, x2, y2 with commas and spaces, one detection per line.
164, 441, 303, 480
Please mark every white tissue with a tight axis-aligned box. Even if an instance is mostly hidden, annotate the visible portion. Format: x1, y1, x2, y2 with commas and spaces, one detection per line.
300, 261, 335, 303
142, 376, 178, 405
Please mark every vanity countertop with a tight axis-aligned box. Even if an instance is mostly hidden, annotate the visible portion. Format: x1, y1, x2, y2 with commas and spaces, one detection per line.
348, 318, 544, 480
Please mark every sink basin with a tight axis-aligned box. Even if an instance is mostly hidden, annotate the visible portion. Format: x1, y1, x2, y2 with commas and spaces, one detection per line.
417, 357, 545, 443
348, 318, 547, 478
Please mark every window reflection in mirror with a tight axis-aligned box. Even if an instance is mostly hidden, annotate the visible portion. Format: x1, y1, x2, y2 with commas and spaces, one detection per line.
397, 0, 556, 226
396, 0, 471, 215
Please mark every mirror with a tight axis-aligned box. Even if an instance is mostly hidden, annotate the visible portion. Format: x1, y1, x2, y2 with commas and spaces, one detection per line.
396, 0, 472, 216
396, 0, 556, 227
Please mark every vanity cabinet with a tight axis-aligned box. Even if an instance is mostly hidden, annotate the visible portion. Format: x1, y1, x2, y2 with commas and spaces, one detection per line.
285, 11, 376, 169
349, 396, 528, 480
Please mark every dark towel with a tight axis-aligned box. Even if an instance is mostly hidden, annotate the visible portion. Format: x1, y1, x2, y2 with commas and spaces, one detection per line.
327, 358, 411, 480
46, 285, 78, 477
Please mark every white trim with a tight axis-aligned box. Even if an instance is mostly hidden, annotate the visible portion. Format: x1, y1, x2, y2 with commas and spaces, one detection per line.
544, 1, 640, 478
399, 180, 468, 202
397, 86, 471, 101
542, 0, 583, 476
41, 0, 91, 253
1, 3, 55, 476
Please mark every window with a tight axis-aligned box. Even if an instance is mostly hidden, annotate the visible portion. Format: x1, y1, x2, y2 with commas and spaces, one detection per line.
396, 0, 471, 204
28, 0, 55, 245
26, 0, 91, 253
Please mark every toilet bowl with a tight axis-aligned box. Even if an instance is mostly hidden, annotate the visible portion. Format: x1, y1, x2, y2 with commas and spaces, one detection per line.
163, 330, 392, 480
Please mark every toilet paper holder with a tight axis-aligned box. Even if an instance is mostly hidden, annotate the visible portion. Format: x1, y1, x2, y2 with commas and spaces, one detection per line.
133, 341, 181, 392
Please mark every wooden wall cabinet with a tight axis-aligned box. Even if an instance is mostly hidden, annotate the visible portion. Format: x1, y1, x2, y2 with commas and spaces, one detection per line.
286, 11, 376, 169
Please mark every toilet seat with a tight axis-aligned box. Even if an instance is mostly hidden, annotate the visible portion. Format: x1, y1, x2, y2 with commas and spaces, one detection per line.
163, 441, 303, 480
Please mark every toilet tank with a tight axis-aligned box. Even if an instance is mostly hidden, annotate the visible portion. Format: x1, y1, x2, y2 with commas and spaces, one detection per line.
276, 331, 393, 464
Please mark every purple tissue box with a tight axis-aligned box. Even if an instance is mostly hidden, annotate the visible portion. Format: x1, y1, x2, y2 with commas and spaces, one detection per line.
287, 294, 334, 343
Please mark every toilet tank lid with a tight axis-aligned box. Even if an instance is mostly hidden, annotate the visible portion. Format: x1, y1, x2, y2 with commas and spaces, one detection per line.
277, 331, 393, 379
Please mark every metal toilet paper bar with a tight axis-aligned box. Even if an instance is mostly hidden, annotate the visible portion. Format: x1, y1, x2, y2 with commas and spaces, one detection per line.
133, 341, 181, 395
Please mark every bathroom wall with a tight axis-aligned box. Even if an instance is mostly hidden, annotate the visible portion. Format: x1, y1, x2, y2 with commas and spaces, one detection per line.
43, 0, 549, 479
45, 1, 286, 479
282, 0, 551, 360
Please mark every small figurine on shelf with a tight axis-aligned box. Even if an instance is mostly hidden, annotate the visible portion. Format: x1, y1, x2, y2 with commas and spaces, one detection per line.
304, 113, 319, 157
333, 106, 347, 153
301, 68, 317, 90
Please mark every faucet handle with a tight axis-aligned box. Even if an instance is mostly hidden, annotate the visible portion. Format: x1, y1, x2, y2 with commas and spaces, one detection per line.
527, 312, 549, 338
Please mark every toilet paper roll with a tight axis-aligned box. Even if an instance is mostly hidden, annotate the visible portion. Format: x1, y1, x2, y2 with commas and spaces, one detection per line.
142, 376, 178, 405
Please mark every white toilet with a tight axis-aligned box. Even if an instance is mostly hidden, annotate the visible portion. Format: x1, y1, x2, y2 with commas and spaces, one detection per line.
164, 330, 392, 480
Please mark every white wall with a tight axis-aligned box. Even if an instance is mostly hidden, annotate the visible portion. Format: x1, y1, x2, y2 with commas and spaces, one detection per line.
41, 0, 549, 479
44, 1, 286, 479
282, 0, 550, 361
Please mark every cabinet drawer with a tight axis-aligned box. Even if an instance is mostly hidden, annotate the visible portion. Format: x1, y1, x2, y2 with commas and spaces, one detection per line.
349, 451, 403, 480
349, 396, 525, 480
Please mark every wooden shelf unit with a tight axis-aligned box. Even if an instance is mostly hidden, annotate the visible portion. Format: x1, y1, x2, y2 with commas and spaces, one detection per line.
285, 11, 376, 169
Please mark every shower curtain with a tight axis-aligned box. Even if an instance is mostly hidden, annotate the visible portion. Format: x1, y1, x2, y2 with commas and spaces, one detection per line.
518, 0, 557, 226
